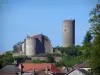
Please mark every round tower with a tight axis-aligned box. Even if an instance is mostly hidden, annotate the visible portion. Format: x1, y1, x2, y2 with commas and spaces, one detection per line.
25, 37, 36, 56
62, 19, 75, 47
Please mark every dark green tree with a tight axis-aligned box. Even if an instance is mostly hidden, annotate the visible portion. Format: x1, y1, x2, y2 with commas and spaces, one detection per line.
0, 51, 14, 68
82, 31, 93, 60
46, 53, 55, 63
83, 31, 92, 43
88, 3, 100, 75
75, 45, 83, 56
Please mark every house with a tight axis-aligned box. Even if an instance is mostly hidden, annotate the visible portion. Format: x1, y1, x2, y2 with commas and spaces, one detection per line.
18, 63, 61, 74
35, 70, 49, 75
0, 53, 5, 56
0, 65, 20, 75
58, 67, 69, 74
67, 69, 92, 75
0, 53, 3, 55
19, 70, 49, 75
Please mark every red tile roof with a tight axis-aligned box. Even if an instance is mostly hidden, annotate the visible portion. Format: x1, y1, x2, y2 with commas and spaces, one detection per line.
19, 63, 61, 73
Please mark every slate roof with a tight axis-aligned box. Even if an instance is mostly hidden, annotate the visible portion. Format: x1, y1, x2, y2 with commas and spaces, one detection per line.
0, 65, 20, 74
67, 69, 92, 75
73, 62, 89, 69
78, 69, 92, 75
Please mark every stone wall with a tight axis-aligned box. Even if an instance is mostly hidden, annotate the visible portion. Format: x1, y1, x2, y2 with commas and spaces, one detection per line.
32, 56, 62, 62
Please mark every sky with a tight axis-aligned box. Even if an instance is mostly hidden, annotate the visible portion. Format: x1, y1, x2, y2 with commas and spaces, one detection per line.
0, 0, 98, 52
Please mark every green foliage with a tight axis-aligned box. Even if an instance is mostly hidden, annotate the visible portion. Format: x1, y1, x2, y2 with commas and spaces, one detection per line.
0, 51, 28, 69
52, 46, 84, 67
0, 51, 14, 68
13, 56, 27, 61
32, 59, 47, 63
45, 53, 55, 63
82, 31, 93, 60
89, 48, 100, 75
55, 55, 83, 68
83, 31, 92, 44
44, 37, 49, 41
45, 52, 62, 56
56, 46, 83, 56
54, 62, 63, 67
88, 3, 100, 75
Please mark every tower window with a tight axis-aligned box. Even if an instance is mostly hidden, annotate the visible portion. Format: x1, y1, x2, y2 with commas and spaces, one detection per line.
64, 29, 66, 31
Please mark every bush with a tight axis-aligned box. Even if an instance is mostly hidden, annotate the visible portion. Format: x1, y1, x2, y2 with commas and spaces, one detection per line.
32, 59, 47, 63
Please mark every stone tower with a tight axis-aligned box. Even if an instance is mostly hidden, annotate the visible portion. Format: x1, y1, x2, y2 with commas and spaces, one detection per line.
25, 35, 36, 56
62, 19, 75, 47
21, 34, 52, 56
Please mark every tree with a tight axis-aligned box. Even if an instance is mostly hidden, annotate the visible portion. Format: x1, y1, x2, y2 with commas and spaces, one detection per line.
46, 53, 55, 63
0, 51, 14, 68
57, 46, 82, 56
83, 31, 92, 43
75, 45, 82, 50
62, 47, 79, 56
13, 42, 23, 53
53, 46, 61, 53
89, 3, 100, 75
82, 31, 93, 60
58, 47, 66, 54
75, 45, 83, 56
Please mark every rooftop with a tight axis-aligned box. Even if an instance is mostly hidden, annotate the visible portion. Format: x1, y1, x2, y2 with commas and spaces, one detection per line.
19, 63, 61, 73
0, 65, 20, 74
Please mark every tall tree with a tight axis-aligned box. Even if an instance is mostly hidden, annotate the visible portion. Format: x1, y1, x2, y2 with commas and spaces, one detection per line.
82, 31, 93, 60
89, 3, 100, 75
46, 53, 55, 63
83, 31, 92, 43
0, 51, 13, 68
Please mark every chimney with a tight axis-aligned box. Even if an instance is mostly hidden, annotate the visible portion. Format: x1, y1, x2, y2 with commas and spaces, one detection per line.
14, 60, 17, 65
45, 66, 49, 74
20, 64, 24, 75
32, 69, 35, 75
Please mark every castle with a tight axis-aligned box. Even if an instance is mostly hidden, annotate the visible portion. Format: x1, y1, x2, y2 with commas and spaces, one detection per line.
13, 34, 52, 56
13, 19, 75, 56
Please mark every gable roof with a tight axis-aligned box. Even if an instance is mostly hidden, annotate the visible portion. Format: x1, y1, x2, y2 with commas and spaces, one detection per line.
0, 65, 20, 74
78, 69, 92, 75
67, 69, 92, 75
19, 63, 61, 73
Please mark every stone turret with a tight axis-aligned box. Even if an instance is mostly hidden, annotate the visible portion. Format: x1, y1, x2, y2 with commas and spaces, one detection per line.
62, 19, 75, 47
